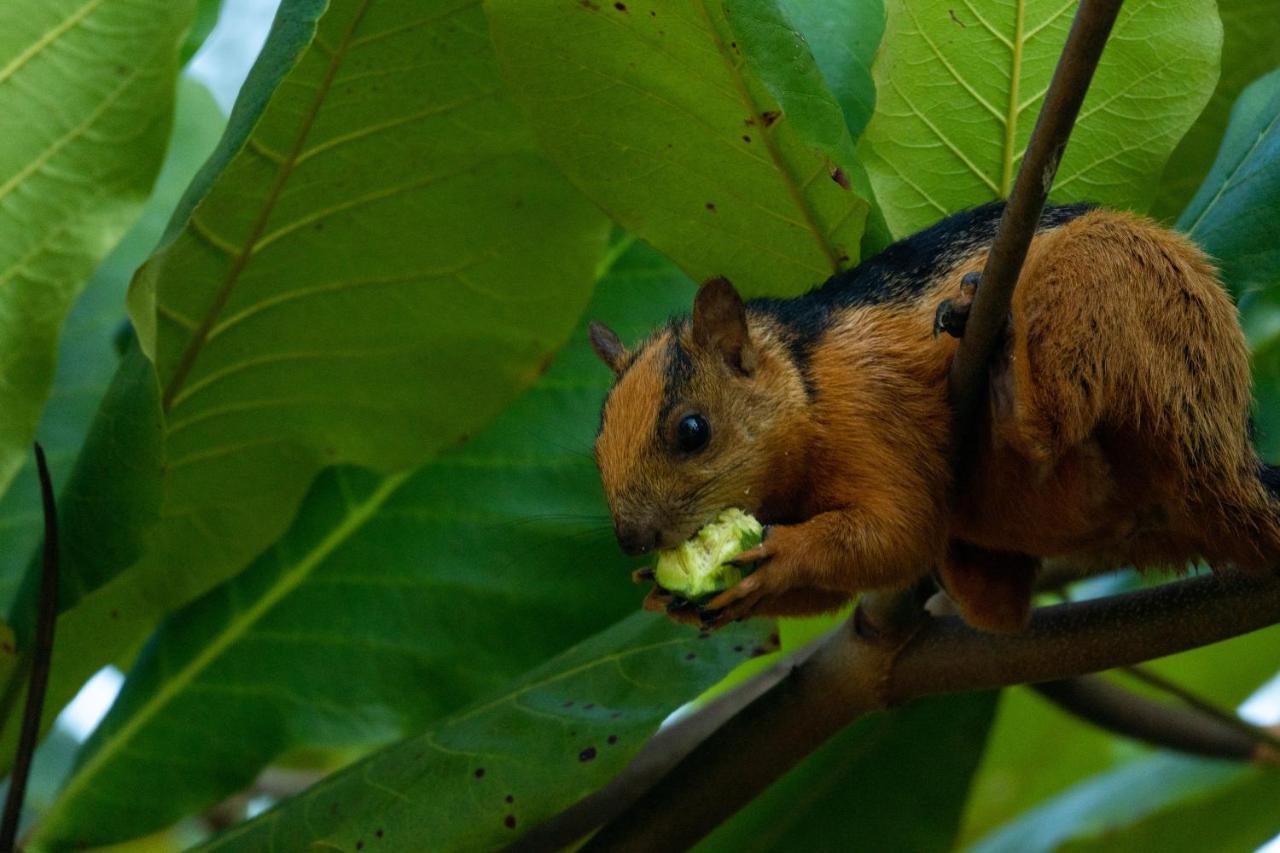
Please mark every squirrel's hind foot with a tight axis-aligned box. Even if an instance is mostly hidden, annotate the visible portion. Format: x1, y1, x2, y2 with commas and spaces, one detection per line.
934, 271, 982, 338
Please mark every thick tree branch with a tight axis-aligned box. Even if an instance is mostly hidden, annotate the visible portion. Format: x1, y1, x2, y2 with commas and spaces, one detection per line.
584, 575, 1280, 850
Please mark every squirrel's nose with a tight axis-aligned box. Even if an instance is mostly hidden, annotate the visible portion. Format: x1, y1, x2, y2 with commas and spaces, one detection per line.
616, 522, 660, 556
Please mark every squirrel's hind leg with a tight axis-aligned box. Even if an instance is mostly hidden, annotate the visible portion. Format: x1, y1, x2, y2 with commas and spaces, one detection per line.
938, 540, 1038, 633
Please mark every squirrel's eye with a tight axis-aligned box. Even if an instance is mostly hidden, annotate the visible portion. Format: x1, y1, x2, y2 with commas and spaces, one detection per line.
676, 414, 711, 453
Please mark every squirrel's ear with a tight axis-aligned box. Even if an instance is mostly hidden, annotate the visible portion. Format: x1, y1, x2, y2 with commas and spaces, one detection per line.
693, 276, 756, 376
589, 321, 627, 376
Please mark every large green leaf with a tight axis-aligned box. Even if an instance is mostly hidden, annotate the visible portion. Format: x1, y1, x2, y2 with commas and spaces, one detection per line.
1179, 68, 1280, 307
1152, 0, 1280, 220
34, 243, 694, 848
486, 0, 869, 296
127, 0, 610, 610
861, 0, 1221, 238
198, 613, 774, 851
0, 0, 193, 500
1, 0, 611, 773
0, 77, 226, 613
699, 693, 998, 853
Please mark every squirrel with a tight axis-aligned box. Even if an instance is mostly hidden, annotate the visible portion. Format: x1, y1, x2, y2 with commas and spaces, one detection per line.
588, 202, 1280, 632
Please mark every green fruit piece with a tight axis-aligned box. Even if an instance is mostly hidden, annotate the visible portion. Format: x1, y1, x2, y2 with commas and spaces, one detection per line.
653, 509, 765, 601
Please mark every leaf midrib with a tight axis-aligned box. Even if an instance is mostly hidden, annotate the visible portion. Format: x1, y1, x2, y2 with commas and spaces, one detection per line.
159, 0, 374, 411
1000, 0, 1026, 196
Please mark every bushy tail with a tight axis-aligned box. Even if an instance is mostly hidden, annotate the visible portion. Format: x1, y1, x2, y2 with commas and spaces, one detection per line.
1263, 464, 1280, 500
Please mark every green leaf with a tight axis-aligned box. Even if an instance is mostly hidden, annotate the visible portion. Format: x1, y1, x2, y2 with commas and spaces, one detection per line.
198, 613, 774, 852
969, 753, 1280, 853
2, 0, 612, 771
775, 0, 885, 143
35, 243, 695, 848
127, 0, 609, 608
1178, 67, 1280, 306
1152, 0, 1280, 220
861, 0, 1222, 238
0, 0, 193, 501
486, 0, 869, 296
699, 693, 998, 852
0, 76, 226, 614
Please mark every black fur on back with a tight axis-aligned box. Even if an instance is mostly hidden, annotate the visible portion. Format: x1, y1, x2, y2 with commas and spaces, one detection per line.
748, 201, 1096, 384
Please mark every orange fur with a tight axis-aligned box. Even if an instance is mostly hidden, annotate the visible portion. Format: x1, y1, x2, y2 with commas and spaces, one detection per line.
594, 208, 1280, 630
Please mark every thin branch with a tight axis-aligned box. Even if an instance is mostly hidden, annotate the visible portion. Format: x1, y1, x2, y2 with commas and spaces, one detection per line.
948, 0, 1123, 473
584, 575, 1280, 850
1120, 665, 1280, 752
1033, 677, 1261, 762
0, 444, 60, 850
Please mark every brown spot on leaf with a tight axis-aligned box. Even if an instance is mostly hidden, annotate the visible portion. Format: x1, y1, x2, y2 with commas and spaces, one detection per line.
750, 646, 769, 658
505, 815, 517, 829
356, 842, 364, 851
685, 652, 696, 660
733, 645, 744, 653
761, 110, 781, 127
614, 1, 627, 8
607, 734, 619, 745
505, 794, 515, 804
831, 167, 851, 190
474, 768, 486, 779
742, 135, 752, 143
949, 9, 966, 26
580, 0, 599, 8
705, 202, 717, 212
768, 632, 780, 646
375, 829, 384, 838
579, 746, 597, 762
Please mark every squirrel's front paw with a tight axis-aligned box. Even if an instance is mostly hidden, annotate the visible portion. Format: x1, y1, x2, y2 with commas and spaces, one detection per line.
702, 526, 809, 627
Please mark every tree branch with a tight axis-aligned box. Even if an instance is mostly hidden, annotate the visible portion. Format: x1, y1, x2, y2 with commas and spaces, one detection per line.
1, 445, 60, 850
583, 575, 1280, 850
1032, 676, 1264, 763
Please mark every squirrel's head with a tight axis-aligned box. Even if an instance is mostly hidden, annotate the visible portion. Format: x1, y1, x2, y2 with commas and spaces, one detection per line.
591, 277, 811, 556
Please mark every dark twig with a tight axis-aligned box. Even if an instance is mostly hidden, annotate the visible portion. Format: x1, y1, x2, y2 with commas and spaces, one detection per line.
948, 0, 1122, 475
1033, 676, 1261, 762
1, 445, 60, 850
1119, 665, 1280, 752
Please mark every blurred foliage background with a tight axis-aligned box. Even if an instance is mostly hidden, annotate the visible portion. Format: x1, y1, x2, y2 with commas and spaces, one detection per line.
0, 0, 1276, 849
